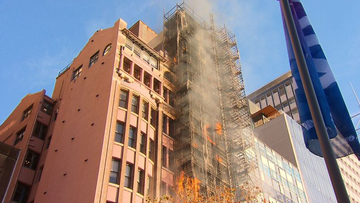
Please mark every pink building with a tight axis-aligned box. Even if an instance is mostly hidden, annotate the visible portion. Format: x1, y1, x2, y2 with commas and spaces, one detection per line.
0, 3, 253, 202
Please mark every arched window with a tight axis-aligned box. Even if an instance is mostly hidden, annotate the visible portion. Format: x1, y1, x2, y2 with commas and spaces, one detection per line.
103, 44, 112, 56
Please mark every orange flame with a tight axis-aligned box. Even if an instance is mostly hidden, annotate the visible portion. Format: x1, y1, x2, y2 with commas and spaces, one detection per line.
216, 155, 223, 164
207, 136, 216, 145
215, 123, 222, 135
192, 142, 198, 148
174, 57, 177, 63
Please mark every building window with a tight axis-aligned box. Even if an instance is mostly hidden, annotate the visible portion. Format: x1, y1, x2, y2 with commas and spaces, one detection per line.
169, 91, 175, 106
89, 51, 99, 67
124, 163, 134, 189
123, 57, 131, 74
163, 88, 168, 103
134, 65, 141, 81
140, 133, 147, 154
128, 127, 136, 149
149, 139, 155, 161
22, 105, 33, 121
32, 122, 48, 140
12, 182, 30, 203
163, 114, 168, 135
131, 95, 139, 114
109, 158, 121, 184
24, 150, 39, 170
153, 79, 161, 94
150, 107, 157, 127
119, 90, 128, 109
72, 65, 83, 80
103, 44, 112, 56
141, 101, 149, 120
115, 122, 124, 143
169, 149, 174, 168
144, 72, 151, 88
162, 146, 168, 168
137, 169, 145, 195
14, 127, 26, 146
41, 101, 53, 115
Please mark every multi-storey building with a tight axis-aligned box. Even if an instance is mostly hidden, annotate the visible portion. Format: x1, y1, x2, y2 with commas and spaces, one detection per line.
249, 71, 360, 203
250, 103, 336, 203
0, 3, 256, 203
0, 90, 55, 203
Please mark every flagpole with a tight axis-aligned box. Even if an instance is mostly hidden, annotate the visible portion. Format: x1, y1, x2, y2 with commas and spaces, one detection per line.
279, 0, 350, 202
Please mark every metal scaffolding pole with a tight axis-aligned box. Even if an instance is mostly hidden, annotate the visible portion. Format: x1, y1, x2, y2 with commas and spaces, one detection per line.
279, 0, 350, 202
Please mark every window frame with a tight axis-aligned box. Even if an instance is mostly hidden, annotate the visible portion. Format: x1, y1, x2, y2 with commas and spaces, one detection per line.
89, 51, 99, 68
119, 90, 129, 109
24, 150, 39, 170
115, 122, 125, 143
124, 163, 134, 189
22, 105, 33, 121
72, 65, 83, 80
14, 127, 26, 146
128, 127, 137, 149
41, 100, 53, 115
12, 182, 30, 203
103, 44, 112, 56
137, 168, 145, 195
109, 158, 121, 184
141, 101, 149, 120
131, 95, 139, 114
140, 133, 147, 154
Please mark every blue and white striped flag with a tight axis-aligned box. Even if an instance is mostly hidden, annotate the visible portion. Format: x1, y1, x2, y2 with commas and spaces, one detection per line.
281, 0, 360, 159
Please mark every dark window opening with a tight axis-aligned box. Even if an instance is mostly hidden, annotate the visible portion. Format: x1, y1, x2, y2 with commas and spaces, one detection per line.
128, 127, 137, 149
115, 122, 125, 143
144, 72, 151, 88
22, 105, 33, 121
124, 163, 134, 189
169, 91, 175, 106
149, 139, 155, 161
163, 88, 169, 103
41, 101, 53, 115
119, 90, 128, 109
153, 79, 161, 94
162, 146, 168, 168
15, 127, 26, 146
12, 182, 30, 203
150, 108, 157, 127
24, 150, 39, 170
109, 158, 121, 184
134, 65, 141, 81
123, 57, 132, 74
131, 95, 139, 114
162, 114, 168, 135
140, 133, 147, 154
141, 101, 149, 120
32, 122, 48, 140
137, 169, 145, 195
72, 65, 83, 80
89, 51, 99, 67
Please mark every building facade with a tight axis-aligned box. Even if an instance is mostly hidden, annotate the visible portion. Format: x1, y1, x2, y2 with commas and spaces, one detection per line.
249, 71, 360, 203
251, 105, 336, 203
0, 3, 256, 203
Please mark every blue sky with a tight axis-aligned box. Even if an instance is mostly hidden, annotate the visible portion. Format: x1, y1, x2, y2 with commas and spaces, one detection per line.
1, 0, 360, 126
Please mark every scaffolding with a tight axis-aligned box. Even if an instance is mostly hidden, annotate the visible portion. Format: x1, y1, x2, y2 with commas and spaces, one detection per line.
164, 3, 259, 201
